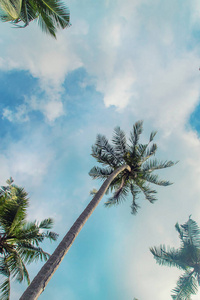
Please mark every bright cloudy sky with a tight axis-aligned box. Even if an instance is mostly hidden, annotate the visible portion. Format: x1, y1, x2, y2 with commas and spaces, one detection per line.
1, 0, 200, 299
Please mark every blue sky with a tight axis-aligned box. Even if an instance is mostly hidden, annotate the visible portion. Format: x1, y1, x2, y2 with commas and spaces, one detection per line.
1, 0, 200, 299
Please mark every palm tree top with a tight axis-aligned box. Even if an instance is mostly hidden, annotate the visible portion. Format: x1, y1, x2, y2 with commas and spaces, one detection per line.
89, 121, 177, 214
150, 217, 200, 299
0, 179, 58, 299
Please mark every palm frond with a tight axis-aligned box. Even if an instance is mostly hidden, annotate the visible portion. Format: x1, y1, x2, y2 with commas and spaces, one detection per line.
89, 166, 114, 180
137, 183, 157, 203
171, 271, 197, 300
0, 278, 10, 300
17, 0, 37, 26
1, 0, 70, 38
112, 126, 127, 157
105, 184, 129, 207
149, 131, 157, 142
0, 187, 29, 236
130, 200, 140, 215
39, 218, 54, 229
42, 230, 58, 242
144, 143, 157, 159
6, 250, 24, 282
175, 223, 184, 241
17, 242, 50, 263
142, 159, 177, 172
34, 0, 70, 38
143, 173, 172, 186
180, 218, 200, 248
36, 8, 57, 37
91, 134, 121, 167
150, 245, 188, 270
130, 184, 140, 215
0, 0, 22, 20
129, 120, 143, 149
0, 258, 9, 277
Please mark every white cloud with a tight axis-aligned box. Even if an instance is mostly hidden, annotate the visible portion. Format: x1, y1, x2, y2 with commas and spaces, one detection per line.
2, 95, 65, 123
43, 100, 65, 122
0, 134, 55, 187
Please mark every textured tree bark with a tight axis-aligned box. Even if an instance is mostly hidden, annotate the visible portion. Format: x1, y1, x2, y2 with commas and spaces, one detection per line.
20, 164, 131, 300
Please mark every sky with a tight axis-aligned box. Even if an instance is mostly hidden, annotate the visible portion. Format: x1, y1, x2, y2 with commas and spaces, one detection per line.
1, 0, 200, 299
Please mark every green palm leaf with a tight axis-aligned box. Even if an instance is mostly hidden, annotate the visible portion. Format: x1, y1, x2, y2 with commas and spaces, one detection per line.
171, 271, 197, 300
89, 166, 114, 180
143, 173, 172, 186
137, 183, 157, 203
0, 0, 22, 20
0, 278, 10, 300
17, 242, 50, 263
0, 0, 70, 38
150, 245, 187, 270
129, 120, 143, 149
142, 159, 176, 172
105, 184, 129, 207
112, 126, 127, 157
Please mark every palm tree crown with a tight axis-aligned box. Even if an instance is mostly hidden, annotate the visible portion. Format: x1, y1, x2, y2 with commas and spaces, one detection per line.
89, 120, 177, 214
0, 0, 70, 38
0, 178, 58, 300
150, 217, 200, 299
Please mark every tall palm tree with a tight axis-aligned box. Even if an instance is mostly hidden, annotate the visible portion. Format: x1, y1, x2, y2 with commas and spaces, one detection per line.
0, 0, 70, 38
0, 178, 58, 300
20, 121, 176, 300
150, 217, 200, 299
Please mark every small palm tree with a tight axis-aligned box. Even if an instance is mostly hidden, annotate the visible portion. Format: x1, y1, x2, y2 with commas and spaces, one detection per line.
0, 178, 58, 300
0, 0, 70, 38
20, 121, 176, 300
150, 217, 200, 299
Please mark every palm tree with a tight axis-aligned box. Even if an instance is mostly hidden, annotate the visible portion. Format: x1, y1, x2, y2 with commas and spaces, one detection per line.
20, 121, 176, 300
0, 0, 70, 38
150, 217, 200, 299
0, 178, 58, 300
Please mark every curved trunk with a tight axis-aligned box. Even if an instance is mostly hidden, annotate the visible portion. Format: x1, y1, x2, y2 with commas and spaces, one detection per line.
20, 164, 131, 300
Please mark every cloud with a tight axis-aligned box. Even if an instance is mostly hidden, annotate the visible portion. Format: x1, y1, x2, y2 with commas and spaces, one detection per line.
2, 94, 65, 123
0, 131, 55, 187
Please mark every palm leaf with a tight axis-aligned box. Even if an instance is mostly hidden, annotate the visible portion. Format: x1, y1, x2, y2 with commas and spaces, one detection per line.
142, 159, 177, 172
0, 0, 22, 20
130, 184, 140, 215
89, 166, 114, 180
39, 218, 54, 229
0, 278, 10, 300
144, 143, 157, 159
149, 131, 157, 142
143, 173, 172, 186
38, 0, 70, 29
105, 185, 129, 207
129, 120, 143, 149
171, 271, 197, 300
181, 218, 200, 248
112, 126, 127, 157
17, 242, 50, 263
137, 183, 157, 203
150, 245, 188, 270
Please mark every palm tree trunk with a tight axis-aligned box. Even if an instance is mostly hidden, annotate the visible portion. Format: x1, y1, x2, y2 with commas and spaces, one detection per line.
20, 164, 131, 300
